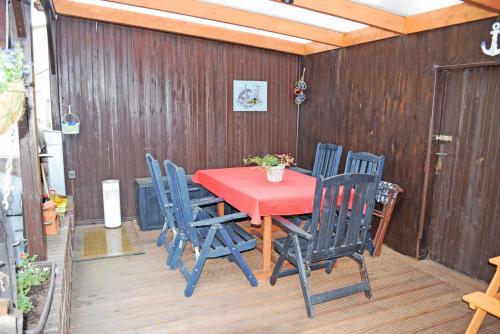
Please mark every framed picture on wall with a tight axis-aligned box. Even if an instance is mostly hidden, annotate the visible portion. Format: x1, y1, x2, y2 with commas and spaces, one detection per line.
233, 80, 268, 111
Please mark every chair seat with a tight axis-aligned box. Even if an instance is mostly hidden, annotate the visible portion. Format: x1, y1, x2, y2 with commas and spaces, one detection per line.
198, 223, 256, 258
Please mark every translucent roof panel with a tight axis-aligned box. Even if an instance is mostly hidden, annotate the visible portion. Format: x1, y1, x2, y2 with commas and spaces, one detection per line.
201, 0, 367, 33
76, 0, 311, 43
352, 0, 463, 16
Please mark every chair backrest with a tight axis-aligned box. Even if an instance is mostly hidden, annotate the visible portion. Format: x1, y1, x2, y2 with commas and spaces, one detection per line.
307, 173, 377, 262
164, 160, 200, 248
145, 153, 170, 219
312, 143, 343, 178
344, 151, 385, 186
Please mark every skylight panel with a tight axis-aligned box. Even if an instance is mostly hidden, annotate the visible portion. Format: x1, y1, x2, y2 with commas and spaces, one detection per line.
72, 0, 311, 43
352, 0, 463, 16
201, 0, 367, 33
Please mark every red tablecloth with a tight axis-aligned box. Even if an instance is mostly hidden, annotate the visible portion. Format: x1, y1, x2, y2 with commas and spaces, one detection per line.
192, 167, 317, 225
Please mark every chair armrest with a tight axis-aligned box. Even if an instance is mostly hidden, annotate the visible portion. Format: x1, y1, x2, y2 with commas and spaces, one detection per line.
190, 196, 224, 207
164, 196, 223, 208
191, 212, 248, 227
289, 167, 313, 176
272, 215, 312, 240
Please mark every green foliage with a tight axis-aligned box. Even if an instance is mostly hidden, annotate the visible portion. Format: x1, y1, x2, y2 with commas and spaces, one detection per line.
0, 44, 25, 94
243, 153, 295, 168
16, 254, 50, 314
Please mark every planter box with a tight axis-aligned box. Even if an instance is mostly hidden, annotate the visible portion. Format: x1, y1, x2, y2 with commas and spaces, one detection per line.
24, 260, 56, 334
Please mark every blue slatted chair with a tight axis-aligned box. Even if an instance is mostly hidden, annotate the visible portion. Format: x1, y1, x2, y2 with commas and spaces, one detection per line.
344, 151, 385, 255
344, 151, 384, 186
270, 173, 378, 318
292, 143, 343, 178
164, 160, 258, 297
292, 143, 343, 229
145, 154, 221, 266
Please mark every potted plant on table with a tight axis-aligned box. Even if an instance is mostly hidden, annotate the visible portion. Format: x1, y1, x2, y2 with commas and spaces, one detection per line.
243, 153, 295, 183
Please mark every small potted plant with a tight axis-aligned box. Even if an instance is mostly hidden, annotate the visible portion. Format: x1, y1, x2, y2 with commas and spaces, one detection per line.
243, 153, 295, 182
0, 44, 27, 134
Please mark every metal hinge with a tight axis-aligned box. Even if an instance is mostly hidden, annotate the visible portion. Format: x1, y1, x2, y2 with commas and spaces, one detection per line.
433, 134, 453, 142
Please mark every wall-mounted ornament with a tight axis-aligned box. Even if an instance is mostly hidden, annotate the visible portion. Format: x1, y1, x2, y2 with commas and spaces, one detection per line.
233, 80, 267, 111
481, 22, 500, 57
294, 68, 307, 105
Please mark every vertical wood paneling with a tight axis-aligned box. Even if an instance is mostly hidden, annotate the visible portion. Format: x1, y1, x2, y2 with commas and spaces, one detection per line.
298, 17, 500, 259
54, 16, 298, 222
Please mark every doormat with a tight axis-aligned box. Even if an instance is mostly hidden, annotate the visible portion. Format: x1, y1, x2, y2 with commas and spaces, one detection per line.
73, 220, 144, 261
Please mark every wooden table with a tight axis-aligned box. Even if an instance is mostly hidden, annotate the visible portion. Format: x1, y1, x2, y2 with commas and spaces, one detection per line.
192, 167, 316, 281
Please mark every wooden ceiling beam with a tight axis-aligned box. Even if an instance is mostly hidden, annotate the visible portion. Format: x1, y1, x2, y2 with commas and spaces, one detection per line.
52, 0, 316, 55
344, 27, 398, 47
278, 0, 406, 34
462, 0, 500, 14
109, 0, 344, 46
405, 3, 498, 34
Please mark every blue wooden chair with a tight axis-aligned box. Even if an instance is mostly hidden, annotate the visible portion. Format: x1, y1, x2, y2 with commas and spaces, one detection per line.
270, 173, 378, 318
344, 151, 384, 186
292, 143, 343, 178
291, 143, 343, 229
344, 151, 384, 255
312, 143, 343, 178
164, 160, 258, 297
145, 154, 221, 266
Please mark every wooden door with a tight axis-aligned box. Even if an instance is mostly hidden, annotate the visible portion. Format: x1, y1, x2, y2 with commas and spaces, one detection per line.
428, 63, 500, 281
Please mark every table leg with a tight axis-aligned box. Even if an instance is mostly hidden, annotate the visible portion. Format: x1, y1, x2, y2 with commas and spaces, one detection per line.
254, 216, 273, 281
217, 202, 224, 216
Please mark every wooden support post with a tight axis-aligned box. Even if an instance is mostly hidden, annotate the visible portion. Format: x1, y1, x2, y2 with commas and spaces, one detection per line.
0, 0, 6, 48
18, 0, 46, 259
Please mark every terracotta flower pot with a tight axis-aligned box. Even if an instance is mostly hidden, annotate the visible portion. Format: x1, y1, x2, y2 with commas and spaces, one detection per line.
42, 201, 59, 236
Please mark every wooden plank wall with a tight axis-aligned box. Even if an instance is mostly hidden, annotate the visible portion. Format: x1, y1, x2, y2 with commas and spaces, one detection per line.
298, 17, 500, 258
53, 16, 299, 222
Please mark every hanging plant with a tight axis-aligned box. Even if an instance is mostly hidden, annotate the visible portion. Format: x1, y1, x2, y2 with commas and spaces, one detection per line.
0, 44, 27, 134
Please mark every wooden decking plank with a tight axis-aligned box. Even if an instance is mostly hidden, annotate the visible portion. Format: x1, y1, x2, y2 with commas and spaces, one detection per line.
69, 230, 500, 333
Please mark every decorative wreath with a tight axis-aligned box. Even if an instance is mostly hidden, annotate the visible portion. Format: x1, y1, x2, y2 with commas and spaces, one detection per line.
294, 68, 307, 105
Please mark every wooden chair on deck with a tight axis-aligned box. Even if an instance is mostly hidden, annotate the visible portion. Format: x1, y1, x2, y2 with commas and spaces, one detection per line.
270, 173, 378, 318
344, 151, 385, 255
164, 160, 258, 297
372, 181, 403, 256
145, 153, 220, 266
463, 256, 500, 334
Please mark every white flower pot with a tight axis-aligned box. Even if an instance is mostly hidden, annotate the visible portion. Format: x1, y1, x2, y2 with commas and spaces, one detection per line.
266, 164, 286, 183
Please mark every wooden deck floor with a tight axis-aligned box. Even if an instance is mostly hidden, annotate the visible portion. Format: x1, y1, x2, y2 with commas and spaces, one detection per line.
70, 229, 500, 333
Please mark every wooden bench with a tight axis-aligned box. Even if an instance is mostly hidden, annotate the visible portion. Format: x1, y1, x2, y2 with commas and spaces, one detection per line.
462, 256, 500, 334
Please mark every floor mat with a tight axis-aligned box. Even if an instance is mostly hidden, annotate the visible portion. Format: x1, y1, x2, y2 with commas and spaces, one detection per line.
74, 220, 145, 261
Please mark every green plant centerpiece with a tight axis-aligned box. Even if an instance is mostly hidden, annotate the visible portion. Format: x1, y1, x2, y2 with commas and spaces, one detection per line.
243, 153, 295, 183
0, 44, 27, 134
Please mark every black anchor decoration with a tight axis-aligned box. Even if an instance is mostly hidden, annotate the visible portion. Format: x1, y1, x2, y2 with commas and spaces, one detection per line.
481, 22, 500, 57
294, 68, 307, 105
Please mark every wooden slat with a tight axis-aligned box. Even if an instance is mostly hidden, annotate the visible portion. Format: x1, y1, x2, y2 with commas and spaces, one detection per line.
463, 0, 500, 14
108, 0, 344, 46
52, 0, 308, 55
279, 0, 406, 34
17, 0, 46, 259
405, 3, 498, 34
